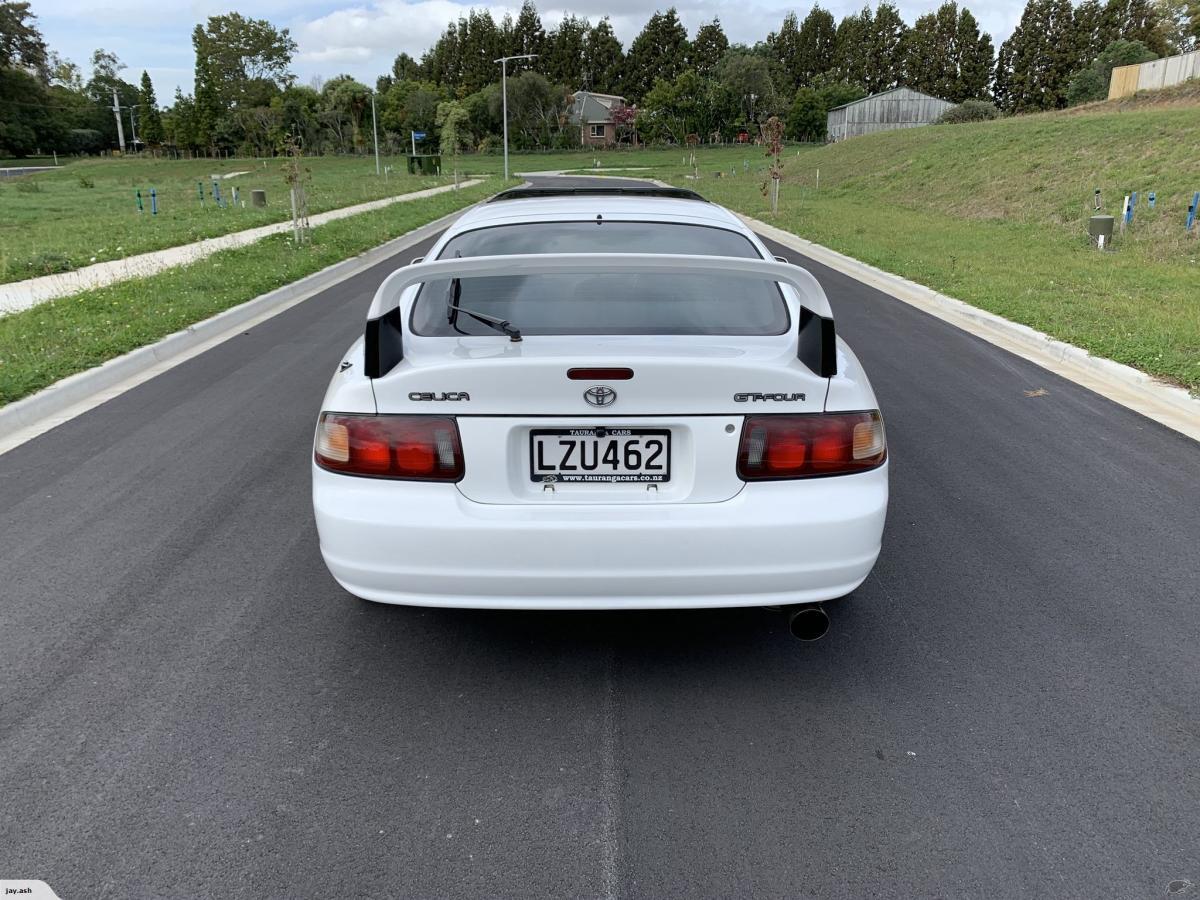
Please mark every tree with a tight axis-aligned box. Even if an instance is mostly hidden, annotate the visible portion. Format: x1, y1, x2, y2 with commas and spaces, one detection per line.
692, 19, 729, 79
1066, 37, 1156, 103
624, 9, 690, 100
1159, 0, 1199, 50
995, 0, 1078, 112
1103, 0, 1170, 53
903, 3, 995, 102
543, 14, 588, 87
137, 70, 163, 143
716, 50, 780, 125
786, 78, 865, 141
0, 1, 46, 76
456, 10, 501, 93
320, 74, 371, 152
767, 13, 804, 93
510, 0, 545, 66
640, 70, 709, 142
492, 70, 569, 148
436, 99, 471, 165
583, 18, 624, 93
392, 52, 421, 82
864, 2, 909, 93
380, 79, 445, 140
190, 13, 296, 150
796, 7, 838, 87
833, 10, 871, 88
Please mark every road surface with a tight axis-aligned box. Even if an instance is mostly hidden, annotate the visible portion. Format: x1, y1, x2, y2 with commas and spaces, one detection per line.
2, 179, 1198, 899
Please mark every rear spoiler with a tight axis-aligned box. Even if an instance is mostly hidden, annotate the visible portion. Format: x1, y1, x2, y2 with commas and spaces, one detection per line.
363, 254, 837, 380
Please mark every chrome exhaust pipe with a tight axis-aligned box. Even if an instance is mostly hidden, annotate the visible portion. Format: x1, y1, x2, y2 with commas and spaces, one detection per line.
787, 604, 830, 641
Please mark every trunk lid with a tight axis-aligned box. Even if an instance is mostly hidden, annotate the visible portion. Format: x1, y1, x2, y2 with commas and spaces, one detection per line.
373, 335, 828, 504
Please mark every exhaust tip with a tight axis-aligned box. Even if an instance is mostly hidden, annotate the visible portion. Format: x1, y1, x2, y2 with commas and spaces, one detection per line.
788, 604, 830, 641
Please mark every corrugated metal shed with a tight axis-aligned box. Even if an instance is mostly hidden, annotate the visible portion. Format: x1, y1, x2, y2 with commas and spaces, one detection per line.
826, 86, 954, 141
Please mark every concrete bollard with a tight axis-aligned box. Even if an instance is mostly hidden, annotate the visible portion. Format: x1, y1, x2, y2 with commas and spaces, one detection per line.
251, 190, 267, 208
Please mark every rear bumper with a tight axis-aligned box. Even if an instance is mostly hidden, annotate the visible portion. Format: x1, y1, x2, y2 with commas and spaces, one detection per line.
312, 464, 888, 609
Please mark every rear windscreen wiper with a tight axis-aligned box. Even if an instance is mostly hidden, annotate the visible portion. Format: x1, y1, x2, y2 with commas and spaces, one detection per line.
445, 255, 522, 342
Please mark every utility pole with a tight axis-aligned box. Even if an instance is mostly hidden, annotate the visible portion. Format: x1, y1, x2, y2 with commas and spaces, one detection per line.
494, 53, 536, 181
112, 88, 125, 153
128, 106, 138, 150
371, 91, 381, 176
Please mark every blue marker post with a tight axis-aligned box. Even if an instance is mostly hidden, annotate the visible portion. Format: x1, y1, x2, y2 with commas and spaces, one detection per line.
231, 186, 239, 207
197, 181, 204, 205
150, 188, 157, 215
1147, 191, 1156, 210
135, 189, 144, 213
1126, 192, 1137, 225
1187, 192, 1199, 233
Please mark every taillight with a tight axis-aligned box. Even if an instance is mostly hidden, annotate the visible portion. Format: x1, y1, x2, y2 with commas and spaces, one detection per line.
315, 413, 464, 481
737, 412, 886, 480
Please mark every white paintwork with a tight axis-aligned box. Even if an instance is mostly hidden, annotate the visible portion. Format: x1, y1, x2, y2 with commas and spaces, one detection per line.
313, 193, 889, 609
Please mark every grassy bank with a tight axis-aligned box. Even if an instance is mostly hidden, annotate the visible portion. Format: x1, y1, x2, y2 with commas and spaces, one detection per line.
0, 156, 457, 284
0, 181, 497, 406
659, 103, 1200, 393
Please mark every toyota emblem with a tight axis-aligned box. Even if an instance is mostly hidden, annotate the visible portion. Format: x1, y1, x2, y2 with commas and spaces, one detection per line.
584, 385, 617, 407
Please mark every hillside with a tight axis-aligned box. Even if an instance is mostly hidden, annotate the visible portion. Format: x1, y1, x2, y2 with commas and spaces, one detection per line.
674, 99, 1200, 392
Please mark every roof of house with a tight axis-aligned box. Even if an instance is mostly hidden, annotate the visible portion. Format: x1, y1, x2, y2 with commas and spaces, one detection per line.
568, 91, 627, 126
827, 85, 951, 112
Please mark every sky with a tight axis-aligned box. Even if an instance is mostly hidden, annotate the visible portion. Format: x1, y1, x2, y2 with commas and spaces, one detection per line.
30, 0, 1026, 100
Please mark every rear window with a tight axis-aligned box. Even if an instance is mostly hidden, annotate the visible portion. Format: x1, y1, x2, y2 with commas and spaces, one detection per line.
410, 221, 788, 337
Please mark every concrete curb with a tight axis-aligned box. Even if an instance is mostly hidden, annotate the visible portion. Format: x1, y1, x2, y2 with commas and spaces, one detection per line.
0, 203, 478, 455
739, 214, 1200, 443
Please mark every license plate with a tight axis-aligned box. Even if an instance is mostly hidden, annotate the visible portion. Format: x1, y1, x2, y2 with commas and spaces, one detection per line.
530, 428, 671, 483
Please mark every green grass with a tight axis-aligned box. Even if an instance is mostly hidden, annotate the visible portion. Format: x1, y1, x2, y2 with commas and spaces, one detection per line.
453, 144, 778, 177
651, 105, 1200, 392
0, 155, 462, 284
0, 181, 498, 406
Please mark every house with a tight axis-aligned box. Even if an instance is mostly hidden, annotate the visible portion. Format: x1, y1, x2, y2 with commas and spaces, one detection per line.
568, 91, 628, 147
826, 86, 954, 142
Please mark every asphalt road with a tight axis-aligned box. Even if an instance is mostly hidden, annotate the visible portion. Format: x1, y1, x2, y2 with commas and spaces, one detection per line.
2, 180, 1199, 899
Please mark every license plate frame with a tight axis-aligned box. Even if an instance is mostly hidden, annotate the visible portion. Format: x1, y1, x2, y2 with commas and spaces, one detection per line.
529, 428, 671, 484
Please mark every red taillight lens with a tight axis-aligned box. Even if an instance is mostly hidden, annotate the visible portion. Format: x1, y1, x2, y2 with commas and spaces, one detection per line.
737, 412, 886, 480
567, 368, 634, 380
315, 414, 464, 481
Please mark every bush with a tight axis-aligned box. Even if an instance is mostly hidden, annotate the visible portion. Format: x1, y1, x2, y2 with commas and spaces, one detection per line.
76, 174, 95, 189
475, 134, 503, 154
938, 100, 1000, 124
1067, 40, 1158, 106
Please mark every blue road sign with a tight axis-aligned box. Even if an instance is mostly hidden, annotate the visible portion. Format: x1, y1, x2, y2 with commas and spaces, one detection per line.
412, 131, 427, 141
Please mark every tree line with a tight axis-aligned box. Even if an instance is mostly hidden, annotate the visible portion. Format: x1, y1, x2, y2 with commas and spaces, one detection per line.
1, 0, 1197, 158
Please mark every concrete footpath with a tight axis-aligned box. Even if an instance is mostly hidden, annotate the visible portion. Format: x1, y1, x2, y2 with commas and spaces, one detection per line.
0, 179, 483, 315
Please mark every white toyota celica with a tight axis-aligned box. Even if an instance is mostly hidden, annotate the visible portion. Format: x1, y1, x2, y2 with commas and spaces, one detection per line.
312, 186, 887, 638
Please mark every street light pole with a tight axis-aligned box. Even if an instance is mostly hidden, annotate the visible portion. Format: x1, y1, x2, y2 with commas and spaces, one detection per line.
370, 91, 381, 176
494, 53, 536, 182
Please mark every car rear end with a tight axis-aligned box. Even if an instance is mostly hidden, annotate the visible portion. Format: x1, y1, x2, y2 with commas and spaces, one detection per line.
312, 192, 888, 609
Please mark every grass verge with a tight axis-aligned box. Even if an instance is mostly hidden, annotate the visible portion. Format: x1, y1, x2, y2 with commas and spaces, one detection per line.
652, 105, 1200, 393
0, 180, 497, 406
0, 156, 458, 284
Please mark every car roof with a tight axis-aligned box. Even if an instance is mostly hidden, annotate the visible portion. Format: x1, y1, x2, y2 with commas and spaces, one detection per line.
451, 193, 747, 233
